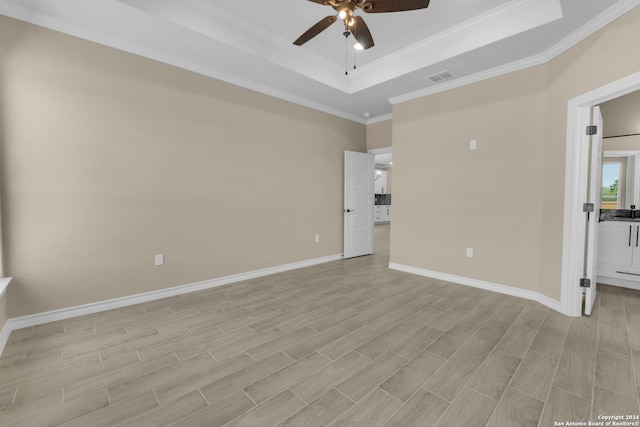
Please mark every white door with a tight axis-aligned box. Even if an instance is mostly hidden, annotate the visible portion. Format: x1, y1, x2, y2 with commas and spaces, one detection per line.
344, 151, 374, 259
584, 106, 604, 315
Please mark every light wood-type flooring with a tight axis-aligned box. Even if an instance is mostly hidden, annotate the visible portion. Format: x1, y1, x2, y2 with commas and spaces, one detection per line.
1, 224, 639, 426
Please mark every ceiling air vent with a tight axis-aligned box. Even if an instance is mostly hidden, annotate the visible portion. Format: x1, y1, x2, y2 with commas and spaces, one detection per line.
426, 70, 453, 83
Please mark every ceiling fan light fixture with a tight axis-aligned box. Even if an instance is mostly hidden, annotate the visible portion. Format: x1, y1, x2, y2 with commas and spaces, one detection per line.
348, 17, 355, 26
354, 42, 363, 50
338, 9, 347, 19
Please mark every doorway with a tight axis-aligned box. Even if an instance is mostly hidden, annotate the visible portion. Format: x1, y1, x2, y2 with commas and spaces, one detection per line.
561, 70, 640, 317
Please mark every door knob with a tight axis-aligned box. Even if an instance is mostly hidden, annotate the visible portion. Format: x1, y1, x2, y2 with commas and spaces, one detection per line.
346, 209, 354, 213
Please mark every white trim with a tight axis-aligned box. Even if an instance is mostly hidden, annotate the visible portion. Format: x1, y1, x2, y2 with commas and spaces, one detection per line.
561, 70, 640, 317
366, 114, 393, 125
0, 278, 12, 353
596, 275, 640, 291
0, 254, 341, 355
389, 263, 562, 313
0, 323, 10, 357
0, 277, 11, 299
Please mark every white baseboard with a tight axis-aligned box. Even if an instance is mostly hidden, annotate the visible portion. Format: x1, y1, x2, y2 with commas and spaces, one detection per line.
388, 263, 562, 313
0, 254, 343, 355
597, 275, 640, 291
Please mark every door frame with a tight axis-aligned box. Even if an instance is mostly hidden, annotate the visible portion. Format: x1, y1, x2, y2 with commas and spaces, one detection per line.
561, 70, 640, 317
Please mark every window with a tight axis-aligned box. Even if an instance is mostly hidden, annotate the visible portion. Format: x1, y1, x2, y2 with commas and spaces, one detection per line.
602, 161, 622, 208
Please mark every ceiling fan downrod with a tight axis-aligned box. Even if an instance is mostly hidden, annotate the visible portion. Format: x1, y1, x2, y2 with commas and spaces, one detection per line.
344, 30, 350, 75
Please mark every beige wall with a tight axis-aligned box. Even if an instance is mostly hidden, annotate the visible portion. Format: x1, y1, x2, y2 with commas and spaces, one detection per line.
366, 120, 392, 151
0, 16, 366, 317
392, 6, 640, 301
603, 135, 640, 151
600, 90, 640, 137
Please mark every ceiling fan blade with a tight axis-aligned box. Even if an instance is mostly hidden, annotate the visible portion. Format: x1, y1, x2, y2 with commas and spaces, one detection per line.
293, 15, 338, 46
352, 16, 374, 49
360, 0, 430, 13
306, 0, 329, 4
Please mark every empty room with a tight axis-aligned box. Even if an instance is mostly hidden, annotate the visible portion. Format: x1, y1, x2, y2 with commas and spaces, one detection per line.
1, 0, 640, 425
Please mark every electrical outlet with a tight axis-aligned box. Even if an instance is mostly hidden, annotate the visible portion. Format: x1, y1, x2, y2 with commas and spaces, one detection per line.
466, 248, 473, 258
155, 254, 164, 266
315, 234, 320, 243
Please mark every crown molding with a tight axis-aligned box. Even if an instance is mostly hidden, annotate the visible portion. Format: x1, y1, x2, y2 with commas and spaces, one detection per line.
389, 0, 640, 107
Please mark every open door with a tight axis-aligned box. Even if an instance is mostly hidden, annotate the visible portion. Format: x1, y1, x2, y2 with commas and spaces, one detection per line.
584, 106, 604, 315
344, 151, 374, 259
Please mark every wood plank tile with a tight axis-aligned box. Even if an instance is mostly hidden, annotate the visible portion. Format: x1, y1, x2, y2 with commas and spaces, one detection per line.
484, 307, 522, 332
395, 306, 445, 332
390, 325, 443, 360
381, 388, 449, 427
530, 325, 568, 359
283, 325, 350, 360
317, 326, 380, 361
15, 352, 142, 403
354, 326, 414, 360
169, 390, 255, 427
595, 349, 637, 399
156, 352, 254, 403
223, 389, 306, 427
468, 350, 521, 401
552, 349, 595, 400
427, 308, 467, 332
291, 352, 371, 403
380, 350, 446, 402
510, 350, 558, 401
114, 390, 208, 427
424, 351, 485, 402
107, 352, 215, 404
307, 307, 360, 332
564, 322, 598, 357
329, 388, 402, 427
487, 387, 544, 427
538, 386, 591, 427
336, 351, 408, 402
598, 322, 631, 356
244, 352, 330, 404
62, 391, 158, 427
513, 307, 548, 330
0, 389, 63, 426
277, 389, 353, 427
434, 388, 497, 427
592, 386, 640, 418
459, 324, 505, 359
424, 325, 475, 359
209, 326, 286, 361
200, 352, 293, 405
457, 307, 495, 331
495, 325, 538, 359
246, 326, 317, 361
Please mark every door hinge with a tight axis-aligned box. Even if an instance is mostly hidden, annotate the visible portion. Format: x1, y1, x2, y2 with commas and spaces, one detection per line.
583, 203, 595, 213
579, 278, 591, 288
586, 125, 598, 135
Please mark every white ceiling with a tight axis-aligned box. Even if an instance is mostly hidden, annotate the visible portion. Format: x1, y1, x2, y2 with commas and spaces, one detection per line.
1, 0, 639, 123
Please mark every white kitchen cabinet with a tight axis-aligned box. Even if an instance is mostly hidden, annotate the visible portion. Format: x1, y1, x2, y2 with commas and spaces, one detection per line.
374, 205, 391, 223
597, 221, 640, 287
374, 170, 388, 194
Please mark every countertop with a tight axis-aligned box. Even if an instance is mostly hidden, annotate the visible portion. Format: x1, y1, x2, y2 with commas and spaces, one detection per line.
599, 209, 640, 222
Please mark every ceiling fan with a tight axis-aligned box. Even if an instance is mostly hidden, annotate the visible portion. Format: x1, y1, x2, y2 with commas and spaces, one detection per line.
293, 0, 431, 50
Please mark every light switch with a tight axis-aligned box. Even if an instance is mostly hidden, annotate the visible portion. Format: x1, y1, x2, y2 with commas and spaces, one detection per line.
469, 139, 477, 150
